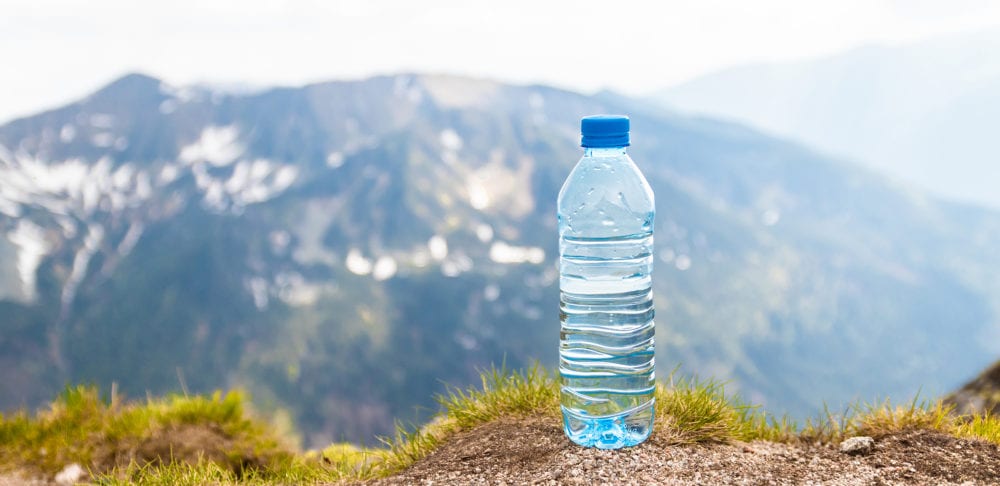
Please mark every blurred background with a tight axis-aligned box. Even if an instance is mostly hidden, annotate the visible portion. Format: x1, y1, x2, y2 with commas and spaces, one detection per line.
2, 0, 1000, 449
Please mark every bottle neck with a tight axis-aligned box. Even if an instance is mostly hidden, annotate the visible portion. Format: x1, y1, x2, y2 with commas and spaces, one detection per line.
584, 146, 627, 157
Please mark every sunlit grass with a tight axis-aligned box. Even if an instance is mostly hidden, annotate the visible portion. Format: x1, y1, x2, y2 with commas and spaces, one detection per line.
653, 374, 794, 444
0, 385, 290, 479
95, 456, 349, 486
439, 363, 560, 428
852, 397, 954, 438
793, 395, 1000, 447
361, 363, 558, 477
96, 460, 240, 486
955, 413, 1000, 444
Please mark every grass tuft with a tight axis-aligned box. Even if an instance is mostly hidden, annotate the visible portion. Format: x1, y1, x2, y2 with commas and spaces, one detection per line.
358, 363, 559, 478
0, 385, 290, 480
793, 395, 1000, 446
95, 455, 355, 486
955, 413, 1000, 444
96, 460, 237, 486
852, 397, 954, 438
653, 373, 795, 444
438, 362, 560, 429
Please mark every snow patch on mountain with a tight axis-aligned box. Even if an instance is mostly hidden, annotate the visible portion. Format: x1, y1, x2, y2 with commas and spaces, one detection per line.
465, 153, 535, 218
180, 125, 244, 167
61, 224, 104, 310
346, 248, 373, 275
489, 241, 544, 264
467, 178, 490, 210
159, 82, 202, 104
7, 219, 50, 302
196, 158, 299, 211
275, 271, 323, 307
428, 235, 448, 261
476, 224, 494, 243
372, 256, 398, 281
88, 113, 115, 129
326, 152, 345, 168
440, 129, 463, 151
59, 125, 76, 143
0, 153, 151, 217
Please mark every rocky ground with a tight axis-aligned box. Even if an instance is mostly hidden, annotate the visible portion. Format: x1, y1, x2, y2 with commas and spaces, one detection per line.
0, 471, 49, 486
366, 416, 1000, 486
4, 413, 998, 485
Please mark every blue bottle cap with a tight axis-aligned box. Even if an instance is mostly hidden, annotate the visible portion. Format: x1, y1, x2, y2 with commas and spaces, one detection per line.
581, 115, 630, 148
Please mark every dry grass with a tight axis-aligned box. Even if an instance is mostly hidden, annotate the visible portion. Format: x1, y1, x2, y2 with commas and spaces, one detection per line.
357, 363, 559, 477
653, 374, 795, 444
954, 413, 1000, 444
852, 397, 954, 438
0, 385, 336, 484
794, 395, 1000, 447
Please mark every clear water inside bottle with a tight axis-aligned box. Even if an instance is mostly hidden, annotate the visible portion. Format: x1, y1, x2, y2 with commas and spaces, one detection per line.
558, 147, 655, 449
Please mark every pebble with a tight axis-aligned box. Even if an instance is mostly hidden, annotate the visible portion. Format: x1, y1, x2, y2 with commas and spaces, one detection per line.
840, 436, 875, 456
54, 464, 84, 486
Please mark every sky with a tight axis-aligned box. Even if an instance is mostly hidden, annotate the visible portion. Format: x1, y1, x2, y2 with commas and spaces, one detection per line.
3, 0, 1000, 123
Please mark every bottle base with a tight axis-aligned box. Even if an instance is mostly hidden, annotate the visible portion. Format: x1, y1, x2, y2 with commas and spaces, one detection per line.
561, 399, 654, 449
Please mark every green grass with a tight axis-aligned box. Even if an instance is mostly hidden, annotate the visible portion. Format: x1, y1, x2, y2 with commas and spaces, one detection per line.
360, 363, 559, 477
654, 374, 796, 444
955, 413, 1000, 443
438, 363, 561, 428
852, 397, 955, 438
0, 385, 294, 480
3, 366, 1000, 485
793, 395, 1000, 446
95, 456, 344, 486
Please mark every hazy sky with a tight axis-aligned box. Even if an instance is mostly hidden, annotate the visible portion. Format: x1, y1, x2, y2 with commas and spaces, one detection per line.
3, 0, 1000, 123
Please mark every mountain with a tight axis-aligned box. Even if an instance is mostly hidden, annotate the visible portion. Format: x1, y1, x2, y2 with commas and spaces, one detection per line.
2, 73, 1000, 447
653, 29, 1000, 209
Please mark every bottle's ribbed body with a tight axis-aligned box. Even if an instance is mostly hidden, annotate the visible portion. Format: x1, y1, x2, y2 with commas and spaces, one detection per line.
559, 232, 655, 448
558, 138, 655, 449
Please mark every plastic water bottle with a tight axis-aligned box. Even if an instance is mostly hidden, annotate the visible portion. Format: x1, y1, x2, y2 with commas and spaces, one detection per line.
558, 115, 655, 449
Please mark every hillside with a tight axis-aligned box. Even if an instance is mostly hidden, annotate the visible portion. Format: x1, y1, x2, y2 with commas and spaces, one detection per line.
2, 73, 1000, 447
947, 360, 1000, 416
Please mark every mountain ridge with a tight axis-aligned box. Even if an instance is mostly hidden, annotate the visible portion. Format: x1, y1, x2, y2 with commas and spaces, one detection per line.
1, 72, 999, 447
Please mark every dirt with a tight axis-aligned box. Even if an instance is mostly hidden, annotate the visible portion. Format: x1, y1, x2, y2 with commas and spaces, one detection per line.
365, 415, 1000, 486
0, 471, 48, 486
94, 423, 267, 473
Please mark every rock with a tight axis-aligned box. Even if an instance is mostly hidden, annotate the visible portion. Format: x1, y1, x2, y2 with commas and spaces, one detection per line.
563, 453, 580, 466
54, 463, 85, 485
840, 436, 875, 456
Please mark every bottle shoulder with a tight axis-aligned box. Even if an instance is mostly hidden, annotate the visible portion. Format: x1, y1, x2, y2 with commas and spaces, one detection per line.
558, 154, 654, 208
558, 154, 654, 238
